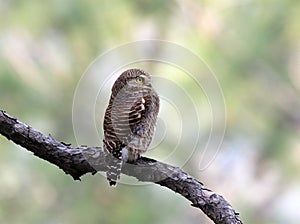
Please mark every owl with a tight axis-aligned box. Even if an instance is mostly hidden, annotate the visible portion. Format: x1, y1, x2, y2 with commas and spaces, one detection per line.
103, 68, 160, 186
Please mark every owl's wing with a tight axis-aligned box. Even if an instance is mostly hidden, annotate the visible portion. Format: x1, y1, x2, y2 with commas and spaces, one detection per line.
129, 92, 160, 137
128, 99, 146, 136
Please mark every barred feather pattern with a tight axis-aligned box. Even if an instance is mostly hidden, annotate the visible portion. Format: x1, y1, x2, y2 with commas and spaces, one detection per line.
103, 69, 160, 186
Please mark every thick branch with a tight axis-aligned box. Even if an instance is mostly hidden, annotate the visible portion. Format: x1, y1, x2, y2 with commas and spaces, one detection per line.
0, 110, 242, 224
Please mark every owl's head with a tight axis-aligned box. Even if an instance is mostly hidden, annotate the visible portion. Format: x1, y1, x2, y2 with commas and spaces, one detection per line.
111, 68, 152, 95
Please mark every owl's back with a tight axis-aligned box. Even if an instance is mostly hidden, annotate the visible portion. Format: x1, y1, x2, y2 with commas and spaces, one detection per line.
103, 68, 160, 186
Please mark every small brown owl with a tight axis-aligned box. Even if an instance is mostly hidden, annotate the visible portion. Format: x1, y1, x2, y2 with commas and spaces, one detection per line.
103, 68, 160, 186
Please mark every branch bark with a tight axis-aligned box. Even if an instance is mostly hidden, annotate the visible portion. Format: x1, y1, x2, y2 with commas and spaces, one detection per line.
0, 110, 242, 224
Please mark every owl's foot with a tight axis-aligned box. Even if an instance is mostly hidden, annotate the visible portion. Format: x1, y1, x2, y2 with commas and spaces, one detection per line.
122, 147, 141, 163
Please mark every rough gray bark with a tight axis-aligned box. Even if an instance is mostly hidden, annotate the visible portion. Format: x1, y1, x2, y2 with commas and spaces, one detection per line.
0, 110, 242, 224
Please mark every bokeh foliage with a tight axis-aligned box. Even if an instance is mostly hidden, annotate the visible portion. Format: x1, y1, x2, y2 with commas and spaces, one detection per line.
1, 0, 300, 223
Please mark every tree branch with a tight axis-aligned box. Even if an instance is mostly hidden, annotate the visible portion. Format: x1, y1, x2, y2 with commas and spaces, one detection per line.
0, 110, 242, 224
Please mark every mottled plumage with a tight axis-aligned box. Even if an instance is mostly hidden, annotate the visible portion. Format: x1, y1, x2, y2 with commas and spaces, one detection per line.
103, 68, 160, 186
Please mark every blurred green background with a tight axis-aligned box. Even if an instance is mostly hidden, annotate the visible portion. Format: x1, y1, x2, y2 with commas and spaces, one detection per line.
1, 0, 300, 223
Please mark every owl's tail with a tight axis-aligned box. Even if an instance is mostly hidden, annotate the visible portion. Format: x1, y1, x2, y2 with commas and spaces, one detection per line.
106, 154, 123, 186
